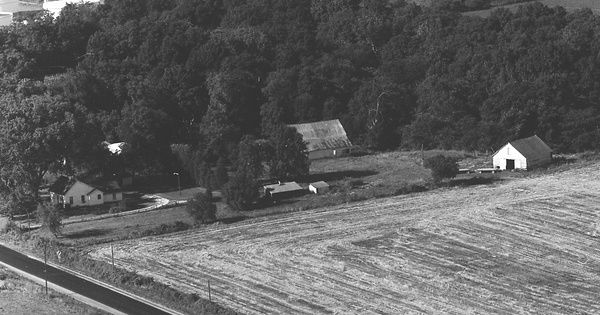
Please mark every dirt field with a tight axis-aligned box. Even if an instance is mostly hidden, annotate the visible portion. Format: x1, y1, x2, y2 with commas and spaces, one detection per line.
88, 162, 600, 315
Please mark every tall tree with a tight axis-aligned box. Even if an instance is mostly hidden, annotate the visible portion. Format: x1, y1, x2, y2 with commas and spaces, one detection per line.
0, 88, 97, 214
268, 126, 309, 179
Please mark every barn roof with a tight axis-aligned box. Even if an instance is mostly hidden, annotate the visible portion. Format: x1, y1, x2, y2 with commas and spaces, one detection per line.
498, 135, 552, 159
264, 181, 304, 194
288, 119, 352, 152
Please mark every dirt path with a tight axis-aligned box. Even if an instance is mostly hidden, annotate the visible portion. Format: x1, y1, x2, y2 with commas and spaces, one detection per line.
89, 164, 600, 314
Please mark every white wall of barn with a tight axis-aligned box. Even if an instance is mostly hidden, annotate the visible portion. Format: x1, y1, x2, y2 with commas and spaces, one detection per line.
493, 144, 527, 170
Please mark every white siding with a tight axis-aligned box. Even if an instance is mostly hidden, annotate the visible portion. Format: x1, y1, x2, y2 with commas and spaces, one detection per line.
104, 192, 123, 203
64, 181, 97, 207
493, 144, 527, 170
88, 190, 104, 206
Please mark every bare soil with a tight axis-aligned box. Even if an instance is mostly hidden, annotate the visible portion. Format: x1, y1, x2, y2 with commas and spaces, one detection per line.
88, 162, 600, 314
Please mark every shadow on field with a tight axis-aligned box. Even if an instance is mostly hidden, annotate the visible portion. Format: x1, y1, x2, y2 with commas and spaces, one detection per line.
302, 170, 378, 183
448, 176, 502, 187
64, 228, 111, 239
219, 216, 248, 224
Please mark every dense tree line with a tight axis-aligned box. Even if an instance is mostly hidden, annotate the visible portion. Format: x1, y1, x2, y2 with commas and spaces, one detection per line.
2, 0, 600, 213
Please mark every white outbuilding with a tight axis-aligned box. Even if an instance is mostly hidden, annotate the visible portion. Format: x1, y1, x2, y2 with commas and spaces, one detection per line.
492, 135, 552, 170
309, 181, 329, 194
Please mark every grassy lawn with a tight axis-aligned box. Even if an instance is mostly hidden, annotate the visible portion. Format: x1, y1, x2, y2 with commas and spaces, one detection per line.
57, 206, 194, 246
46, 150, 503, 245
0, 265, 108, 315
39, 149, 580, 246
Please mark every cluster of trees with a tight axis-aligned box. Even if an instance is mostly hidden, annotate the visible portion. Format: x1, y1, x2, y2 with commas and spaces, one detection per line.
3, 0, 600, 214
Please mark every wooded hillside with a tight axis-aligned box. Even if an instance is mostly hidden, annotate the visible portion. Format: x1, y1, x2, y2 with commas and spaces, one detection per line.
2, 0, 600, 178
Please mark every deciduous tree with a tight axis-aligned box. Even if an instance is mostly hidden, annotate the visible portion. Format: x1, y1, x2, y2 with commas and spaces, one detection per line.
423, 154, 459, 183
185, 192, 217, 224
36, 202, 63, 237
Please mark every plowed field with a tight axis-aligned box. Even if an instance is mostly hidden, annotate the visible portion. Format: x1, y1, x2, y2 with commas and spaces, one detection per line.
89, 164, 600, 315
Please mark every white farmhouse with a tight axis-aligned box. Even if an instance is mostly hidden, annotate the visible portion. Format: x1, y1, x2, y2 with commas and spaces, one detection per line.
288, 119, 353, 160
492, 135, 552, 170
49, 176, 123, 208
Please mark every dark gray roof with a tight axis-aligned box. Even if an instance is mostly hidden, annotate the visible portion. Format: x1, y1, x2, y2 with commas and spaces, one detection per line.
509, 135, 552, 159
289, 119, 352, 152
48, 176, 77, 195
48, 176, 121, 195
264, 182, 304, 194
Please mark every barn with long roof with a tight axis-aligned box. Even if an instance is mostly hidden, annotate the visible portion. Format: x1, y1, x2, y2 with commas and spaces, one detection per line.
288, 119, 353, 160
492, 135, 552, 170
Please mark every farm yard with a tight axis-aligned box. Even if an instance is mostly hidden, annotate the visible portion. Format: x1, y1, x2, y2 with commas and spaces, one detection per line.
89, 162, 600, 315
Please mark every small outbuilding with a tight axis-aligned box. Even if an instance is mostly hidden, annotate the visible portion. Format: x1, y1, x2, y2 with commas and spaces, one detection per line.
288, 119, 353, 160
263, 181, 305, 200
309, 181, 330, 194
492, 135, 552, 170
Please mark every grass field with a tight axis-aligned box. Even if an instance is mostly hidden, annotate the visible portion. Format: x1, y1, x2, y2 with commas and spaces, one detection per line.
0, 265, 107, 315
87, 161, 600, 314
55, 150, 508, 246
464, 0, 600, 17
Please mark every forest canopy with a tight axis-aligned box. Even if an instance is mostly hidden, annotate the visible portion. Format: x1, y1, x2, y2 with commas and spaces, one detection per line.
1, 0, 600, 183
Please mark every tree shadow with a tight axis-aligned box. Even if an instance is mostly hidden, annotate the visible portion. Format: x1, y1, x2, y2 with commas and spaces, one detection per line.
448, 176, 503, 187
300, 170, 378, 183
218, 216, 248, 224
64, 228, 110, 239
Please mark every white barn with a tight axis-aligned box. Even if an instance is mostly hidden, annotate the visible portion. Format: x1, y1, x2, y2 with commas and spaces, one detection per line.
288, 119, 353, 160
492, 135, 552, 170
49, 176, 123, 208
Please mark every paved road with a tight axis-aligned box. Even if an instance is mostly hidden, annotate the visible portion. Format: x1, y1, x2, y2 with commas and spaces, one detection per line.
0, 244, 173, 315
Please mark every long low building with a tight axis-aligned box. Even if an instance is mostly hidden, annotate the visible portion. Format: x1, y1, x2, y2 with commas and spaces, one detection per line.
263, 181, 305, 200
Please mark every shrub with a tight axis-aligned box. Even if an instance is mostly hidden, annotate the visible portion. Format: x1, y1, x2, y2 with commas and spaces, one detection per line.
423, 154, 459, 183
186, 192, 217, 224
36, 202, 63, 237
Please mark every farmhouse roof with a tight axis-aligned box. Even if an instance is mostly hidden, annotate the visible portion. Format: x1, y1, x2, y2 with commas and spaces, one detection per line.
48, 176, 121, 195
497, 135, 552, 158
89, 180, 122, 193
310, 181, 329, 188
48, 176, 76, 195
288, 119, 352, 152
264, 181, 304, 194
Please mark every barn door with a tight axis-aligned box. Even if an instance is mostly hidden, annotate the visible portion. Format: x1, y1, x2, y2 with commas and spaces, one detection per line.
506, 159, 515, 170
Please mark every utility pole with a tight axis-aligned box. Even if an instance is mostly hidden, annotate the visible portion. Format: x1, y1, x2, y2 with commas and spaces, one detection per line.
208, 279, 212, 302
173, 172, 181, 196
111, 244, 115, 269
44, 242, 48, 294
